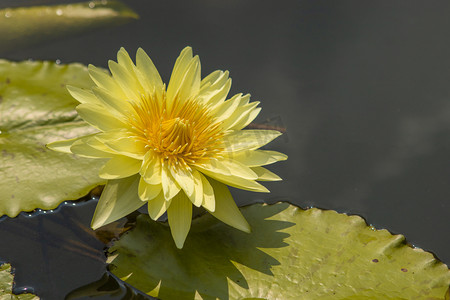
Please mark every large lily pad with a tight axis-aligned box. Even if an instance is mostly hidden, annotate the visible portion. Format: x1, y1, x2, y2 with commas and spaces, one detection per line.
108, 202, 450, 299
0, 0, 138, 54
0, 263, 39, 299
0, 60, 106, 217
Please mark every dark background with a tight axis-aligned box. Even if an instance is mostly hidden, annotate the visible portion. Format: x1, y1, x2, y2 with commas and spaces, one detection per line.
1, 0, 449, 298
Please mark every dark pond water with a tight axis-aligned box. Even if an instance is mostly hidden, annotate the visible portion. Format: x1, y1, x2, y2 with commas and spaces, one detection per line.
1, 0, 449, 299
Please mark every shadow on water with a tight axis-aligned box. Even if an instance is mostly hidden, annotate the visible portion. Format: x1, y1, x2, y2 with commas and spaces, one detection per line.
0, 198, 104, 299
107, 203, 295, 300
0, 194, 150, 299
66, 271, 153, 300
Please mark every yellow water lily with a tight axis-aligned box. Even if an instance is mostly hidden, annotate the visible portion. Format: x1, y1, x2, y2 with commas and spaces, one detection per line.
48, 47, 286, 248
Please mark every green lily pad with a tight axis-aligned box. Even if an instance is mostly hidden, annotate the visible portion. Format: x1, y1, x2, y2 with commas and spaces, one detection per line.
0, 263, 39, 299
107, 202, 450, 299
0, 60, 106, 217
0, 0, 138, 54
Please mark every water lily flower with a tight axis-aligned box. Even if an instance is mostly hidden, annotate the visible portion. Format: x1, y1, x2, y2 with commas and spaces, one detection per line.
48, 47, 287, 248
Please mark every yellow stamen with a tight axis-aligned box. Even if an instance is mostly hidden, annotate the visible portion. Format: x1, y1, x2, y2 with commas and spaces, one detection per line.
129, 92, 224, 168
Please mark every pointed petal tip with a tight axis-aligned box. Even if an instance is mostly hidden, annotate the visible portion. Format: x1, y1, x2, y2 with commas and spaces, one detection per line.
147, 192, 170, 220
107, 60, 116, 69
46, 139, 74, 153
45, 142, 56, 150
87, 64, 101, 73
242, 223, 251, 234
167, 192, 192, 249
136, 47, 146, 58
90, 219, 102, 230
234, 213, 251, 233
206, 206, 215, 213
231, 216, 251, 233
182, 46, 193, 53
174, 239, 186, 249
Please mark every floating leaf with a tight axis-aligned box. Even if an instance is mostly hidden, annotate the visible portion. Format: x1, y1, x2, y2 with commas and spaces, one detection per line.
0, 60, 106, 217
108, 202, 450, 299
0, 263, 39, 299
0, 0, 138, 54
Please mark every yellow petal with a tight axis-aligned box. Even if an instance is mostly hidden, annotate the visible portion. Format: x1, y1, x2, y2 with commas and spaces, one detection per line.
147, 190, 172, 220
48, 133, 114, 158
227, 150, 288, 167
109, 58, 143, 102
46, 135, 86, 154
230, 106, 261, 131
200, 70, 224, 88
251, 166, 282, 181
136, 48, 164, 95
71, 135, 116, 158
168, 57, 201, 113
88, 64, 125, 98
91, 175, 144, 230
161, 163, 181, 200
95, 130, 147, 160
206, 81, 231, 108
116, 47, 136, 75
71, 142, 114, 158
76, 103, 128, 131
188, 169, 203, 207
67, 85, 102, 106
195, 159, 230, 176
166, 47, 193, 102
167, 192, 192, 249
199, 172, 215, 212
170, 166, 195, 197
221, 96, 260, 131
198, 168, 269, 193
222, 130, 282, 152
221, 158, 258, 179
195, 158, 257, 180
92, 86, 133, 117
99, 156, 142, 179
138, 177, 162, 201
207, 178, 250, 233
198, 70, 231, 106
105, 137, 147, 160
166, 50, 192, 87
178, 57, 201, 102
212, 95, 241, 123
140, 151, 162, 185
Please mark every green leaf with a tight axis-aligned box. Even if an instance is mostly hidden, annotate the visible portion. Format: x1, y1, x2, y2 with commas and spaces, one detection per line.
0, 263, 39, 299
0, 0, 138, 54
108, 203, 450, 299
0, 60, 106, 217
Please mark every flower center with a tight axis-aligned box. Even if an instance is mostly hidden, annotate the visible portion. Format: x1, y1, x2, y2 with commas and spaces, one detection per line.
130, 93, 223, 168
159, 117, 191, 155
